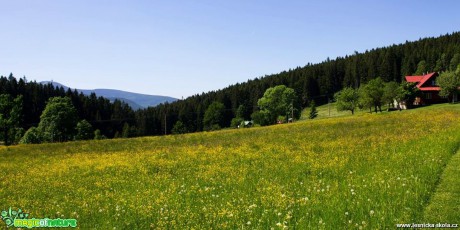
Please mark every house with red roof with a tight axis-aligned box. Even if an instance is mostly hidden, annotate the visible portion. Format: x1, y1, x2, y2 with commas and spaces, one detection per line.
405, 72, 445, 105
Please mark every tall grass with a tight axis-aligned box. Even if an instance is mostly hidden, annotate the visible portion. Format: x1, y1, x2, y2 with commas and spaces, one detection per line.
1, 104, 459, 229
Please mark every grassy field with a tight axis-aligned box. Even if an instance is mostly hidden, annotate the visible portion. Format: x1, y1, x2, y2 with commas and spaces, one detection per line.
1, 104, 459, 229
423, 147, 460, 223
300, 101, 392, 120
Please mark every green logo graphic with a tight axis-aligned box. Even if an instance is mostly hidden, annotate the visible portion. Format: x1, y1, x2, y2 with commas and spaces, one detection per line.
1, 207, 29, 227
1, 207, 77, 228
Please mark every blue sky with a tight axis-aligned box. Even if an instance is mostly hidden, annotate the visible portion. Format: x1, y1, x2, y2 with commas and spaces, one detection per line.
1, 1, 459, 98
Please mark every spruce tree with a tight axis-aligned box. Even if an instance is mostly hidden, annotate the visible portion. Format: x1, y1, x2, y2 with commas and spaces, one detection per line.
309, 101, 318, 119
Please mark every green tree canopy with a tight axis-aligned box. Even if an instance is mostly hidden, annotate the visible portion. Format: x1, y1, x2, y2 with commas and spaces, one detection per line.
172, 121, 187, 134
437, 66, 460, 103
203, 102, 225, 131
230, 104, 247, 128
257, 85, 298, 124
20, 127, 41, 144
0, 94, 23, 145
359, 78, 385, 113
235, 104, 246, 120
382, 81, 401, 107
414, 60, 427, 75
75, 120, 94, 140
335, 87, 359, 114
251, 110, 270, 126
434, 53, 448, 72
230, 117, 244, 128
450, 54, 460, 71
38, 97, 78, 142
358, 86, 373, 112
399, 81, 419, 105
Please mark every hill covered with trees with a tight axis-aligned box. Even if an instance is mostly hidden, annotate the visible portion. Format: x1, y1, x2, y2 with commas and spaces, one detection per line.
0, 76, 135, 143
136, 32, 460, 136
2, 32, 460, 143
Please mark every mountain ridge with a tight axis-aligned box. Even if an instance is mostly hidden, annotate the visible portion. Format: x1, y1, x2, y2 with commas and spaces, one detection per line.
40, 81, 178, 110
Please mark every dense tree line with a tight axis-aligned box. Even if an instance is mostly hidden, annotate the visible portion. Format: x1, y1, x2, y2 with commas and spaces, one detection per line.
335, 79, 419, 114
2, 32, 460, 143
0, 75, 135, 142
135, 32, 460, 135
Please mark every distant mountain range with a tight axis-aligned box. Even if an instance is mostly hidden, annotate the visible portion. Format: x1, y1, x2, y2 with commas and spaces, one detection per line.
40, 81, 178, 110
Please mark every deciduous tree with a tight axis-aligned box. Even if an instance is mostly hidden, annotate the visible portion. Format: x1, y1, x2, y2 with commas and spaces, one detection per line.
75, 119, 94, 140
257, 85, 298, 124
335, 87, 359, 114
398, 81, 419, 107
382, 81, 400, 108
437, 66, 460, 103
38, 97, 78, 142
203, 102, 225, 131
359, 78, 385, 113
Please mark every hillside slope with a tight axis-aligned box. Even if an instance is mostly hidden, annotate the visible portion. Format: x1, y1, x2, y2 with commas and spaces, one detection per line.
0, 104, 459, 228
131, 32, 460, 136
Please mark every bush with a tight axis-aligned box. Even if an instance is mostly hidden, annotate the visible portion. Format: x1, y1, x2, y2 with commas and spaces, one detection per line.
172, 121, 188, 134
20, 127, 41, 144
230, 117, 244, 128
251, 111, 270, 126
94, 129, 107, 140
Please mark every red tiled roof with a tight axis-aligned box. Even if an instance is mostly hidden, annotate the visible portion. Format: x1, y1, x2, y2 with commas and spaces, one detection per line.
419, 87, 440, 91
405, 76, 424, 82
415, 72, 437, 88
405, 72, 439, 91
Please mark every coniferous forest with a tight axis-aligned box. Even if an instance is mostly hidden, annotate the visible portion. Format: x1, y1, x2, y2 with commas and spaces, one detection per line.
2, 32, 460, 142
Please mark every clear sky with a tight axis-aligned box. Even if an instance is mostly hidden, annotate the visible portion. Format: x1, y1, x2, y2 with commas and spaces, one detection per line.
1, 1, 459, 98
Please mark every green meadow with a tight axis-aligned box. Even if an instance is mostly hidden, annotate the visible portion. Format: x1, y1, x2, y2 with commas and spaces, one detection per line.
1, 104, 459, 229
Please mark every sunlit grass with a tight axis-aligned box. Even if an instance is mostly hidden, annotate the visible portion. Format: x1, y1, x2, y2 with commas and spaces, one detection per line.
0, 104, 459, 229
423, 147, 460, 223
